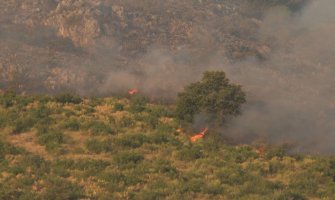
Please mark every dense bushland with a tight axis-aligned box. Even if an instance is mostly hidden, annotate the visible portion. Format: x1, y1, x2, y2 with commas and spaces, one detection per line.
0, 90, 334, 199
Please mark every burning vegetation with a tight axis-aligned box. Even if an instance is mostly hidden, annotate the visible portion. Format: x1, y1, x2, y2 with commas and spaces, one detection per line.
0, 88, 335, 199
1, 0, 335, 199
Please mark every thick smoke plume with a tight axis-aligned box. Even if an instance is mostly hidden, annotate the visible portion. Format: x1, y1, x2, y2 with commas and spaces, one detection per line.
220, 0, 335, 153
103, 0, 335, 153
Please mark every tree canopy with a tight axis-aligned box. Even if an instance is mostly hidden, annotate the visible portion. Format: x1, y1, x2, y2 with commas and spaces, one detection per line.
176, 71, 246, 123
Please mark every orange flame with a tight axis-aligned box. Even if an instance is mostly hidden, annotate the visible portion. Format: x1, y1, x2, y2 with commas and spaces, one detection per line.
255, 146, 266, 155
190, 127, 208, 142
128, 89, 138, 95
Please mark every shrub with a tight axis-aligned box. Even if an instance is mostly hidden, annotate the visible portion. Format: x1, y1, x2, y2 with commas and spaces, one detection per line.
114, 152, 144, 167
86, 120, 114, 135
147, 106, 172, 118
118, 116, 135, 128
52, 163, 71, 178
0, 91, 16, 108
129, 95, 148, 113
113, 103, 124, 111
73, 159, 110, 171
139, 182, 169, 200
62, 118, 80, 131
268, 160, 285, 174
0, 114, 6, 128
150, 132, 171, 144
217, 166, 251, 185
29, 104, 52, 125
152, 159, 178, 178
20, 155, 50, 176
176, 146, 203, 161
144, 114, 159, 129
37, 128, 64, 151
179, 178, 204, 193
123, 171, 144, 186
277, 191, 307, 200
149, 131, 181, 147
156, 123, 174, 134
265, 146, 287, 160
0, 140, 24, 159
88, 97, 103, 107
40, 177, 84, 200
234, 146, 258, 163
8, 165, 25, 175
54, 93, 82, 104
85, 139, 112, 153
115, 133, 149, 148
11, 117, 35, 134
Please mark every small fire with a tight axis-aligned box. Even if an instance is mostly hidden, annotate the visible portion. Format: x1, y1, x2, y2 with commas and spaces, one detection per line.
190, 127, 208, 142
255, 146, 266, 155
176, 128, 183, 133
128, 89, 138, 95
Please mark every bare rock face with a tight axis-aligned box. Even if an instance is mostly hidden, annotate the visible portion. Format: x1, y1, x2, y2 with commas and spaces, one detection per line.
47, 1, 102, 47
0, 0, 306, 95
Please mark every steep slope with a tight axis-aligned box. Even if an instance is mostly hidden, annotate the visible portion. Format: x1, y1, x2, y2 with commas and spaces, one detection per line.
0, 0, 305, 95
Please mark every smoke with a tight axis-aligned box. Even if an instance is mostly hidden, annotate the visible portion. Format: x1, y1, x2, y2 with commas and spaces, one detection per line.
1, 0, 335, 153
219, 0, 335, 153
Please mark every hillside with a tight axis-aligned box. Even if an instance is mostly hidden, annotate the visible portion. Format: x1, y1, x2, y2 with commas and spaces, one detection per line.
0, 93, 334, 199
0, 0, 307, 95
2, 1, 335, 199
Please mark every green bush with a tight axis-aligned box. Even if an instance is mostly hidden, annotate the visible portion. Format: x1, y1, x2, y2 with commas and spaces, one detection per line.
176, 146, 203, 161
88, 97, 103, 107
268, 160, 285, 174
85, 139, 112, 153
19, 155, 50, 176
217, 166, 251, 185
234, 146, 258, 163
86, 120, 114, 135
265, 147, 287, 160
179, 178, 204, 193
152, 159, 178, 178
0, 140, 24, 159
114, 152, 144, 167
37, 128, 64, 151
52, 163, 71, 178
113, 103, 124, 111
0, 91, 16, 108
139, 183, 169, 200
54, 93, 82, 104
10, 116, 35, 134
142, 114, 159, 129
73, 159, 110, 172
29, 104, 52, 125
62, 118, 80, 131
147, 106, 173, 118
129, 95, 148, 113
40, 177, 84, 200
277, 191, 307, 200
115, 133, 149, 149
118, 116, 135, 128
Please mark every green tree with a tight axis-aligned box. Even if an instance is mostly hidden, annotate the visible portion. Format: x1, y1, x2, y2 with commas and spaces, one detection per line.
176, 71, 246, 123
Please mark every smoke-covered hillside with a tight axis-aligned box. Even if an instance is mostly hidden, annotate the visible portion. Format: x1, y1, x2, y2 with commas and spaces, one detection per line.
0, 0, 305, 95
4, 0, 335, 153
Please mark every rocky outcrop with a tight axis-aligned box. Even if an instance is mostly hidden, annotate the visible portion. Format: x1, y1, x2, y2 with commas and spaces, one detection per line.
0, 0, 303, 94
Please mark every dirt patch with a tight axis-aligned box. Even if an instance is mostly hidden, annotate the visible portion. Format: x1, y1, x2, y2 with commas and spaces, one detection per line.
8, 132, 52, 160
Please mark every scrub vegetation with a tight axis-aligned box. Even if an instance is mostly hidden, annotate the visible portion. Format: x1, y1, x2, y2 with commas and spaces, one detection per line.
0, 86, 334, 199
